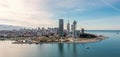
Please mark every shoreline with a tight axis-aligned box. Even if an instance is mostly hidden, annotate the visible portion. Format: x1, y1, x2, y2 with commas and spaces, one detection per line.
12, 36, 108, 44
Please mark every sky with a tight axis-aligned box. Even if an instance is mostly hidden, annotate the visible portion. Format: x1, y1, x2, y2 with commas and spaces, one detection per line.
0, 0, 120, 30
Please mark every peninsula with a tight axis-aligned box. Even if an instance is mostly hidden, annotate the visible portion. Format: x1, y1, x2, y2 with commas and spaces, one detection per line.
0, 19, 107, 44
11, 19, 107, 44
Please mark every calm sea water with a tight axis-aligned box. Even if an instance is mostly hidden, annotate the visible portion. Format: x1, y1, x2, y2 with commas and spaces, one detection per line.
0, 30, 120, 57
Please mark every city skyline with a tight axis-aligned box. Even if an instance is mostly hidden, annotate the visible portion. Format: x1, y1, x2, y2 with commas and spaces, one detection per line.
0, 0, 120, 30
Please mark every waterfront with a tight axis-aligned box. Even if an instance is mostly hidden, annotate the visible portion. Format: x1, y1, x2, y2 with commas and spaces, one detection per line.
0, 30, 120, 57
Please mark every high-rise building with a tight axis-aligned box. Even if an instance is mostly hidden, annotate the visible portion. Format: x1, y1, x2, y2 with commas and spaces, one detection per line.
59, 19, 64, 37
81, 28, 84, 34
67, 20, 70, 34
73, 20, 77, 38
71, 24, 73, 32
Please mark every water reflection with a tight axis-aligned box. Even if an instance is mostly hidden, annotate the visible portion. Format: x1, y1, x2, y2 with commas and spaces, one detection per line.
1, 31, 120, 57
58, 43, 79, 57
73, 43, 77, 57
58, 43, 64, 57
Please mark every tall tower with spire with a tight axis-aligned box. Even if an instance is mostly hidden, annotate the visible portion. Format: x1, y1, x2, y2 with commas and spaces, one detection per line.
73, 20, 77, 38
67, 20, 70, 34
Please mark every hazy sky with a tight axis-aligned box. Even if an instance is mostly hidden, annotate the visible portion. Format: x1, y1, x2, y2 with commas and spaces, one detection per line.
0, 0, 120, 30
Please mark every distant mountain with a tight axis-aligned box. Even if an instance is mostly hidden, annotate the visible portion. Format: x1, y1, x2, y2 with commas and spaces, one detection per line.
0, 25, 24, 30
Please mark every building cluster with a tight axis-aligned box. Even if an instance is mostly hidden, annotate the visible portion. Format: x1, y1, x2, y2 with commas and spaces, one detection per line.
59, 19, 80, 38
0, 19, 84, 38
0, 28, 59, 38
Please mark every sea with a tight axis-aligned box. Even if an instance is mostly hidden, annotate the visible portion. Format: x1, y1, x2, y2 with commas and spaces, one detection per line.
0, 30, 120, 57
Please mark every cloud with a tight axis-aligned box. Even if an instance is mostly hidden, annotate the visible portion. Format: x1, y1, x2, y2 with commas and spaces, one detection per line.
50, 0, 103, 11
100, 0, 120, 11
0, 0, 55, 28
0, 0, 120, 30
48, 0, 120, 13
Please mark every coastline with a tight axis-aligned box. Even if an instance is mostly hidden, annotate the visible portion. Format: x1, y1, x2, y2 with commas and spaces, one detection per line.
12, 36, 107, 44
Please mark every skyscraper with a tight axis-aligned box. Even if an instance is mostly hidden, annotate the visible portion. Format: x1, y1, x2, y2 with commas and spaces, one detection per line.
59, 19, 64, 38
81, 28, 84, 34
67, 20, 70, 34
73, 20, 77, 38
71, 24, 73, 32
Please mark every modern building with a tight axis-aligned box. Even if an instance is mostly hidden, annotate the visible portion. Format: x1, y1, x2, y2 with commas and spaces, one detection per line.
73, 20, 77, 38
81, 28, 84, 34
71, 24, 73, 33
76, 30, 80, 37
67, 20, 70, 34
59, 19, 64, 38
